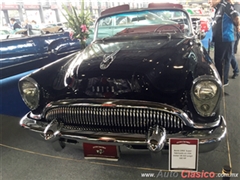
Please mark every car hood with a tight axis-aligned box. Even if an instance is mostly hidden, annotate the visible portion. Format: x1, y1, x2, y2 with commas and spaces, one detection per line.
28, 37, 215, 112
65, 38, 201, 94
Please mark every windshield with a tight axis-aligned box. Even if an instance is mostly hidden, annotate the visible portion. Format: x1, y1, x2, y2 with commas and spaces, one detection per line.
95, 9, 192, 40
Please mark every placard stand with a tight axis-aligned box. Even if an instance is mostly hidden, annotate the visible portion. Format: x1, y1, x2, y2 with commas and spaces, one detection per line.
222, 165, 232, 180
169, 138, 199, 171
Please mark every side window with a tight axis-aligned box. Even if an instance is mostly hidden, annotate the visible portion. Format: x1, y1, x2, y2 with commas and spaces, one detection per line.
117, 17, 130, 25
99, 17, 112, 26
174, 11, 183, 18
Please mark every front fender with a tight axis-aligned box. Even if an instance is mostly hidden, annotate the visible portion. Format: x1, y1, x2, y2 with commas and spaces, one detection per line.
48, 38, 81, 55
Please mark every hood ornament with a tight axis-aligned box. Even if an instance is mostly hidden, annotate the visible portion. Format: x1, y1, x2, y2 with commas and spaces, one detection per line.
100, 49, 121, 70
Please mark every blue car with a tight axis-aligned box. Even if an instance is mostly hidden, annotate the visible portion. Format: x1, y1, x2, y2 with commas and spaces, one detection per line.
0, 30, 82, 79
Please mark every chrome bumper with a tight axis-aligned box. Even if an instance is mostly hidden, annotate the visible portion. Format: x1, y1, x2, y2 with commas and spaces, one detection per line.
20, 112, 227, 153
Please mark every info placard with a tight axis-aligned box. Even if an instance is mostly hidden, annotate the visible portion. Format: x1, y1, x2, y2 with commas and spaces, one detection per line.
83, 143, 120, 161
169, 138, 199, 171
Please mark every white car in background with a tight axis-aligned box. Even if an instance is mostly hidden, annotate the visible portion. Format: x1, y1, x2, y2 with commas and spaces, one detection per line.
37, 23, 67, 34
0, 27, 13, 39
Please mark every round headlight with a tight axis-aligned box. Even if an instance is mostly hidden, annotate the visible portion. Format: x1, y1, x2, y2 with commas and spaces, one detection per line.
194, 81, 217, 100
191, 77, 222, 117
18, 77, 40, 110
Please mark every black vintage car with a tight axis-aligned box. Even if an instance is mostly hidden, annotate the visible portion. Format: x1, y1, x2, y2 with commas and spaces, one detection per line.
19, 3, 226, 159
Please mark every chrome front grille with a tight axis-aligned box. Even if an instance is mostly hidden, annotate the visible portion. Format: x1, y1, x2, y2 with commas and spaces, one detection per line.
44, 105, 185, 134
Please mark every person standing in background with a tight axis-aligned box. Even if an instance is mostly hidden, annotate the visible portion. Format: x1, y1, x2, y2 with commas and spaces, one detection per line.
230, 26, 239, 79
230, 1, 240, 79
24, 19, 33, 35
10, 18, 21, 30
31, 20, 39, 29
209, 0, 240, 86
233, 1, 240, 53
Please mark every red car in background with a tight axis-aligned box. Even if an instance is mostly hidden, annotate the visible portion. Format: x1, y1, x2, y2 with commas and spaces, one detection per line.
200, 18, 211, 32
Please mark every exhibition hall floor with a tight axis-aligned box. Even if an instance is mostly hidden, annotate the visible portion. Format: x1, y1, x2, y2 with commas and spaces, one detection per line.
0, 54, 239, 180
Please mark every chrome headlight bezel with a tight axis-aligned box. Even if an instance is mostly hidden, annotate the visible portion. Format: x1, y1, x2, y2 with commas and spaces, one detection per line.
18, 76, 40, 110
191, 75, 222, 117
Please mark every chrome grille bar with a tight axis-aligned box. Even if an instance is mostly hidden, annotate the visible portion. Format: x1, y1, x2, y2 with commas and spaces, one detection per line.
45, 106, 185, 134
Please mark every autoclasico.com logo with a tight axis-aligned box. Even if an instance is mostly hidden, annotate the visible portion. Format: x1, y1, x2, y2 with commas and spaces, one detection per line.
140, 170, 239, 178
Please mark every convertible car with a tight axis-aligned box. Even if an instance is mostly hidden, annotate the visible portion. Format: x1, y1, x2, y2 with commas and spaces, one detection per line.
0, 27, 13, 39
39, 23, 65, 34
0, 30, 81, 79
19, 3, 226, 160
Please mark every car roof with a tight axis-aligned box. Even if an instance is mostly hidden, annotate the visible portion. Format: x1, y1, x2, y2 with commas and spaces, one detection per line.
100, 3, 183, 16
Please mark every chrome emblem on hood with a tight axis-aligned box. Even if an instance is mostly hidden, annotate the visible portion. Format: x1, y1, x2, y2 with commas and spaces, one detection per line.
100, 49, 120, 70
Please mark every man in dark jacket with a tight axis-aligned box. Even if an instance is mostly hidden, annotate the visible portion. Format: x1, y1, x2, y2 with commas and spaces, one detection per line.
210, 0, 240, 86
10, 18, 22, 30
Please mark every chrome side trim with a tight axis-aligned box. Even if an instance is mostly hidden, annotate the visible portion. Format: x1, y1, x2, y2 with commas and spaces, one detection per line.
57, 49, 79, 56
0, 56, 48, 70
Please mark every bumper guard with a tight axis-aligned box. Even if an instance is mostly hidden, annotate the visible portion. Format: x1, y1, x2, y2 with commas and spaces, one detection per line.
20, 112, 227, 153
